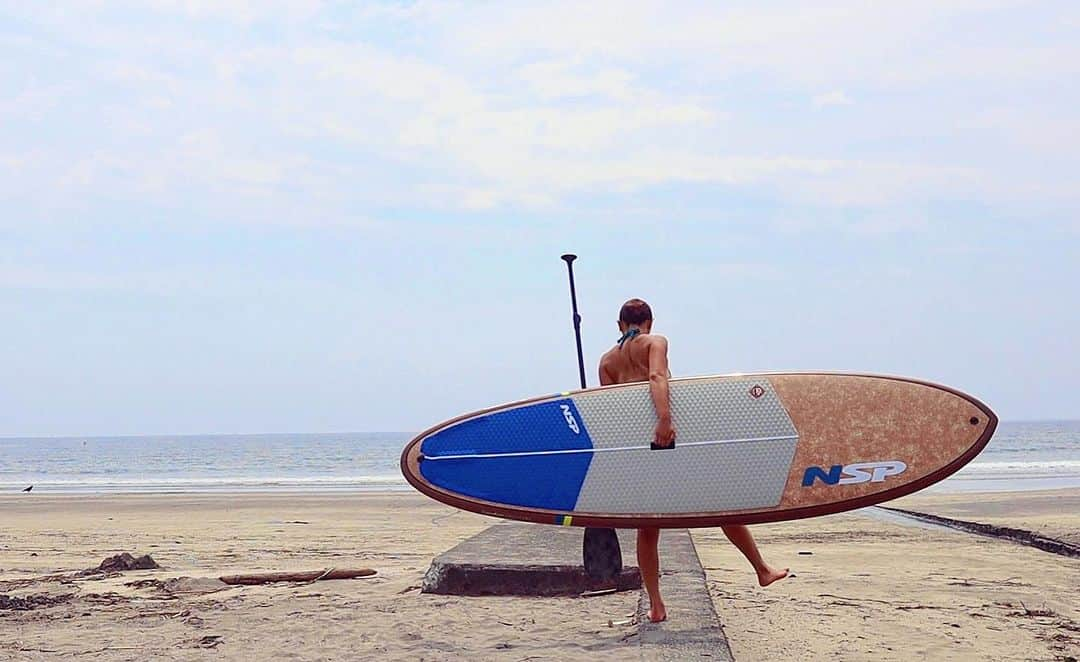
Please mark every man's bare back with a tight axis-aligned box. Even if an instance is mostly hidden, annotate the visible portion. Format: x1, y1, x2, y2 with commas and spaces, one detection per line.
598, 333, 665, 384
598, 325, 676, 450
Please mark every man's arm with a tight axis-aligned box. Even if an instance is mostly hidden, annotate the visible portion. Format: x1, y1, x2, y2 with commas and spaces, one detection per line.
647, 336, 676, 447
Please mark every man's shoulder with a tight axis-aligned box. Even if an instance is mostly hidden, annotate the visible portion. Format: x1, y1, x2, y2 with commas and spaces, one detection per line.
642, 333, 669, 349
629, 334, 668, 361
598, 346, 619, 365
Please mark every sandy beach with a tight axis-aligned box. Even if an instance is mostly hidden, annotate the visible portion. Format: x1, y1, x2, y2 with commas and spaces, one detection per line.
697, 488, 1079, 661
0, 493, 639, 661
2, 490, 1077, 661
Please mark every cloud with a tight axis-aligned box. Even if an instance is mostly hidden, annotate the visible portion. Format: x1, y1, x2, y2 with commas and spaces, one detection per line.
0, 262, 366, 298
772, 211, 934, 237
671, 262, 786, 282
1, 1, 1077, 224
517, 59, 637, 101
812, 91, 853, 108
126, 0, 324, 24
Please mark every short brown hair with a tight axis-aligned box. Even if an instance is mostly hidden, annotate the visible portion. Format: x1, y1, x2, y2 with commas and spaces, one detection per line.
619, 298, 653, 325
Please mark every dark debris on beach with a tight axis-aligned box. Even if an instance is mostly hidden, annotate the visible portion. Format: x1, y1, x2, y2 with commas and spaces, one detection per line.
0, 593, 74, 611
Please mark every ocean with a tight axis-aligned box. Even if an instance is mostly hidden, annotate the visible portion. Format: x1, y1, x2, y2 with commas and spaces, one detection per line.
1, 421, 1077, 495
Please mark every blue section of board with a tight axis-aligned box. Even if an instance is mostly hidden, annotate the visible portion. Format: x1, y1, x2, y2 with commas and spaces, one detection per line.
419, 398, 593, 511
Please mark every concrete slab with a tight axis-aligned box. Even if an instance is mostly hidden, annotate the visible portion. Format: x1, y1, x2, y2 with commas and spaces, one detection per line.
635, 529, 734, 661
422, 524, 734, 660
422, 524, 641, 596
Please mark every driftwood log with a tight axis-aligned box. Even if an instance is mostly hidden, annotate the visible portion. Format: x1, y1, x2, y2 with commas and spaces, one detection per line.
218, 568, 376, 585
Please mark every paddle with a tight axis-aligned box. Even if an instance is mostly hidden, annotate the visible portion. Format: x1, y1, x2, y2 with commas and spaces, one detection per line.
560, 254, 623, 582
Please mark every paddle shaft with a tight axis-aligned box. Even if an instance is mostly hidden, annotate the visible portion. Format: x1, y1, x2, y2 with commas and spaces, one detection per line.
561, 254, 622, 581
561, 254, 589, 390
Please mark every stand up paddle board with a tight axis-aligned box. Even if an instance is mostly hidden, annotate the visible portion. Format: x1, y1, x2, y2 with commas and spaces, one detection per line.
401, 373, 996, 528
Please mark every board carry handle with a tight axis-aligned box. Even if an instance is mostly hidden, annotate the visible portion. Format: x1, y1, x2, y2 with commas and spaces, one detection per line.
650, 441, 676, 450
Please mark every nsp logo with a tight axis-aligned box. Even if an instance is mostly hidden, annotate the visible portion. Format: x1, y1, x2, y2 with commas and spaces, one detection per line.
560, 404, 580, 434
802, 460, 907, 487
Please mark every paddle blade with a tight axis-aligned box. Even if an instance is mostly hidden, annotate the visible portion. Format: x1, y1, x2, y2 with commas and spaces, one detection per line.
583, 527, 622, 581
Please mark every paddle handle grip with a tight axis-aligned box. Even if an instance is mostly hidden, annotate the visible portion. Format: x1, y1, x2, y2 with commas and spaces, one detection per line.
650, 441, 676, 450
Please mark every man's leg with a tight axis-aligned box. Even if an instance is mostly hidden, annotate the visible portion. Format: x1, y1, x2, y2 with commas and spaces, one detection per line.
637, 527, 667, 622
721, 524, 789, 587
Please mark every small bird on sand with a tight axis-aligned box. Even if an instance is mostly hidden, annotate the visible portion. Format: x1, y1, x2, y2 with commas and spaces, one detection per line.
22, 485, 33, 492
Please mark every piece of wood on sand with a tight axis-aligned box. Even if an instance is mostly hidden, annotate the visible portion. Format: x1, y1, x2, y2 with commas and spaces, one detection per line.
219, 568, 376, 586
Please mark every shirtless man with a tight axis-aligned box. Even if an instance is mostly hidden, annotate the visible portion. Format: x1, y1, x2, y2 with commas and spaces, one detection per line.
598, 298, 789, 623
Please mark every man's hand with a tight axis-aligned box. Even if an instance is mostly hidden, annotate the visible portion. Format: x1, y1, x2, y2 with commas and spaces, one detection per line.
653, 415, 676, 448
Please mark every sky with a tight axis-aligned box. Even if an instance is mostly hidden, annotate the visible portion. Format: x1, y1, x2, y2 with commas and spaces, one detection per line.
1, 1, 1077, 436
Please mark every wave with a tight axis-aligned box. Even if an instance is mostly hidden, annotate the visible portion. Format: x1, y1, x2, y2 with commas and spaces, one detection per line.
957, 460, 1080, 475
0, 474, 409, 493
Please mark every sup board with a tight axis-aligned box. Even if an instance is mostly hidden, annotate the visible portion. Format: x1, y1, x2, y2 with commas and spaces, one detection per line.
400, 373, 996, 528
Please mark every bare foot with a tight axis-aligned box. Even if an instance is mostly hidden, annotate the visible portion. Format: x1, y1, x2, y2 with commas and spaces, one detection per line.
648, 602, 668, 623
756, 565, 789, 587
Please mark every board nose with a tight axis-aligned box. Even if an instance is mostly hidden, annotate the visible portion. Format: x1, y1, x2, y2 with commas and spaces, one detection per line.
958, 390, 998, 446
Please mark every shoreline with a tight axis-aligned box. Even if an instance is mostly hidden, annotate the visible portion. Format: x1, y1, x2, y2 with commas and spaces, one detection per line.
5, 475, 1080, 496
3, 480, 1079, 497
